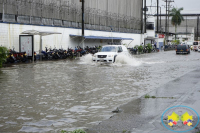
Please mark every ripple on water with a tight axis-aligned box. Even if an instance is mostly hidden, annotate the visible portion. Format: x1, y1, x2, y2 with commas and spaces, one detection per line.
58, 118, 77, 123
68, 105, 88, 113
17, 116, 32, 120
23, 119, 65, 127
46, 115, 57, 118
19, 126, 53, 132
88, 106, 107, 109
5, 121, 17, 124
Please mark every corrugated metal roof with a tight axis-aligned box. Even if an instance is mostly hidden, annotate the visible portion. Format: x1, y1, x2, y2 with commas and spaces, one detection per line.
21, 30, 61, 36
69, 34, 134, 40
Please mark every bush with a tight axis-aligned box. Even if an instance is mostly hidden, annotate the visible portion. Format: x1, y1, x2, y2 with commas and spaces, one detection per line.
0, 46, 8, 68
134, 45, 139, 49
172, 40, 180, 45
146, 43, 152, 53
138, 45, 143, 53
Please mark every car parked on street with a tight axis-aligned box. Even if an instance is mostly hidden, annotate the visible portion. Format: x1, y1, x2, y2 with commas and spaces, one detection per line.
92, 45, 128, 63
176, 44, 190, 54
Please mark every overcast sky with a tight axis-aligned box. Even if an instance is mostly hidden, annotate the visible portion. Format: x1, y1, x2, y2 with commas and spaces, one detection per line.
146, 0, 200, 14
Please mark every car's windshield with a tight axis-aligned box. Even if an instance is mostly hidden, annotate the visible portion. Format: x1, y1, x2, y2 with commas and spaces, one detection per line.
177, 45, 187, 49
100, 46, 117, 52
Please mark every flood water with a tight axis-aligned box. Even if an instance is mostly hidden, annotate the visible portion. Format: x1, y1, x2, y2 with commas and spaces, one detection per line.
0, 51, 200, 132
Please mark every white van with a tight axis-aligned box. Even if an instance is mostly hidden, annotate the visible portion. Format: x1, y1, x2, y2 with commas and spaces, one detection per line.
193, 41, 199, 51
198, 43, 200, 52
92, 45, 128, 63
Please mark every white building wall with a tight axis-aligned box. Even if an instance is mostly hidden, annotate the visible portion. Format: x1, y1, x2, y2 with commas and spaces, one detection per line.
0, 23, 143, 52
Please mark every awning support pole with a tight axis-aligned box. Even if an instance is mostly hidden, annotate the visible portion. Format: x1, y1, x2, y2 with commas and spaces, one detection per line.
127, 40, 134, 48
40, 35, 42, 61
32, 36, 34, 63
79, 38, 86, 48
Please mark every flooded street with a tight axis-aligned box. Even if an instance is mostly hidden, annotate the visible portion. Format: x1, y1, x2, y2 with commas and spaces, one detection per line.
0, 51, 200, 132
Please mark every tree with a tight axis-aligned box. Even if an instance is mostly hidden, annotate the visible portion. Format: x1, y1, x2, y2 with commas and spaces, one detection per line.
169, 7, 184, 40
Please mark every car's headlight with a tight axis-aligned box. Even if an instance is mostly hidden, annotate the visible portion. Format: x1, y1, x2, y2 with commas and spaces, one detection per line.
108, 55, 113, 57
93, 54, 97, 57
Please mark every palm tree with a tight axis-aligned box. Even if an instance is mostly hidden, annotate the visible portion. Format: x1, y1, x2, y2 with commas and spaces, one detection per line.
169, 7, 184, 40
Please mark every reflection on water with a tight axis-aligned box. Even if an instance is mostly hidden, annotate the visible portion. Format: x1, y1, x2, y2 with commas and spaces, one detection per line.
0, 51, 200, 132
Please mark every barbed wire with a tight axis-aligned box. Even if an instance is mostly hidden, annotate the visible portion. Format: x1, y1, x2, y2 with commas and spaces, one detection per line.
0, 0, 141, 32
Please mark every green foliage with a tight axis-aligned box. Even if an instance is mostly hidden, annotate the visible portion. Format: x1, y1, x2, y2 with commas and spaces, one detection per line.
61, 129, 87, 133
145, 94, 157, 99
0, 46, 8, 68
169, 7, 184, 39
138, 45, 143, 53
146, 43, 152, 53
134, 45, 139, 49
145, 94, 150, 98
170, 7, 184, 26
122, 130, 127, 133
172, 40, 180, 45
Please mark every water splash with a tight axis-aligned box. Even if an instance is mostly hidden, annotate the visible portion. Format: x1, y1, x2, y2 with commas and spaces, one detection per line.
79, 54, 94, 65
80, 53, 141, 66
115, 53, 141, 66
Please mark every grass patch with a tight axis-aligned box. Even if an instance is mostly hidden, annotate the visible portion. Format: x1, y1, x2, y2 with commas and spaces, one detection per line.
122, 130, 127, 133
144, 95, 175, 99
157, 97, 175, 99
145, 94, 156, 99
61, 129, 87, 133
145, 94, 150, 98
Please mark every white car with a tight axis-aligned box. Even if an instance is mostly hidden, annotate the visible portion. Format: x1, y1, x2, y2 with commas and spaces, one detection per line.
92, 45, 128, 63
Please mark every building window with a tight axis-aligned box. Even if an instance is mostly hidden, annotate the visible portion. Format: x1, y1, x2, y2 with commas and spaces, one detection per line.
146, 22, 154, 30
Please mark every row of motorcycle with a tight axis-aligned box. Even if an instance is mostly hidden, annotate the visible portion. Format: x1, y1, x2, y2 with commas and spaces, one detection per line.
129, 45, 158, 54
5, 46, 101, 63
41, 46, 100, 60
6, 49, 36, 63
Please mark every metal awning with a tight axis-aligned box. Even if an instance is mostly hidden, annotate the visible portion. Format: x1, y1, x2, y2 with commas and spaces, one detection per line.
21, 30, 61, 36
69, 34, 134, 40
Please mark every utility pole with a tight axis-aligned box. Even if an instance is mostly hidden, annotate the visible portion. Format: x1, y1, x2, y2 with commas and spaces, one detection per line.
157, 0, 159, 33
2, 0, 5, 22
144, 0, 146, 33
160, 7, 161, 32
164, 0, 174, 45
186, 16, 187, 39
141, 0, 143, 33
81, 0, 85, 48
82, 0, 84, 37
197, 16, 199, 41
165, 0, 168, 45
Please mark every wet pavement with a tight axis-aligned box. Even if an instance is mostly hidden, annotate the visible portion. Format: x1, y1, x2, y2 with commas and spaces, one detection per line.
0, 50, 200, 132
87, 69, 200, 133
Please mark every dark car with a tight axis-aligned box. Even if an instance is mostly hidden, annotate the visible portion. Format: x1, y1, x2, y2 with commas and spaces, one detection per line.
176, 44, 190, 54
